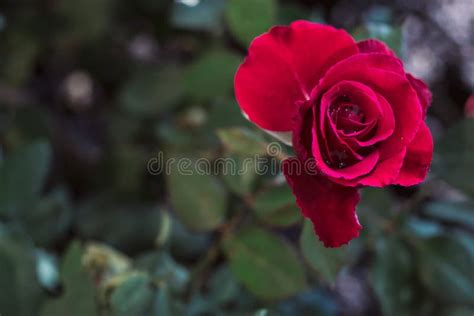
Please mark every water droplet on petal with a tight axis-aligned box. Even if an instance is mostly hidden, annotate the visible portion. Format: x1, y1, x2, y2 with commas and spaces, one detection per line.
338, 162, 347, 169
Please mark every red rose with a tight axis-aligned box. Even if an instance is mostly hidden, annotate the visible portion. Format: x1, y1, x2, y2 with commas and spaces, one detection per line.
465, 94, 474, 118
234, 21, 433, 247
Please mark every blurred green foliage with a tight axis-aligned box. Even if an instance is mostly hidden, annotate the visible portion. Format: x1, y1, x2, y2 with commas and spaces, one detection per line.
0, 0, 473, 316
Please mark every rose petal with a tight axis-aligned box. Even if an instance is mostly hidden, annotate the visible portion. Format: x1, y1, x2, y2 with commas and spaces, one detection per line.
357, 39, 396, 56
315, 54, 422, 158
322, 80, 382, 128
331, 146, 407, 187
343, 93, 395, 148
357, 146, 407, 186
241, 109, 293, 145
323, 114, 366, 165
338, 117, 376, 137
357, 40, 432, 118
393, 123, 433, 186
361, 93, 395, 143
292, 100, 314, 162
314, 106, 380, 179
282, 158, 361, 247
465, 94, 474, 118
313, 129, 380, 180
234, 21, 358, 131
318, 82, 371, 165
406, 74, 432, 118
319, 81, 395, 150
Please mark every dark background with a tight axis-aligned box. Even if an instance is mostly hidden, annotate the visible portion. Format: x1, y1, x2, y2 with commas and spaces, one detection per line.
0, 0, 473, 315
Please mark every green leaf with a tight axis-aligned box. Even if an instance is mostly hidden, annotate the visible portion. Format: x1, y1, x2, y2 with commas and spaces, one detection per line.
207, 98, 250, 130
271, 289, 338, 316
106, 112, 141, 143
155, 117, 223, 154
186, 294, 216, 316
2, 31, 40, 86
110, 143, 147, 193
404, 217, 444, 238
21, 188, 73, 247
110, 272, 154, 316
186, 266, 241, 314
154, 284, 172, 316
417, 236, 474, 304
209, 266, 240, 305
0, 107, 13, 138
423, 201, 474, 229
171, 0, 227, 32
76, 199, 162, 252
0, 250, 19, 312
360, 187, 394, 216
120, 65, 183, 117
155, 121, 205, 151
253, 184, 301, 227
370, 237, 415, 316
0, 141, 52, 216
433, 119, 474, 195
155, 211, 173, 248
0, 228, 44, 316
7, 107, 51, 144
56, 0, 112, 45
167, 159, 227, 232
169, 217, 211, 259
184, 49, 240, 100
277, 3, 310, 25
358, 187, 396, 236
221, 154, 257, 196
223, 226, 306, 300
40, 241, 98, 316
217, 127, 267, 156
440, 305, 474, 316
456, 232, 474, 260
300, 220, 347, 283
136, 252, 189, 293
226, 0, 276, 46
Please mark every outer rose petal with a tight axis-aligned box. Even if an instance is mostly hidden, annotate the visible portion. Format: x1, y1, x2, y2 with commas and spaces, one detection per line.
326, 145, 407, 188
356, 147, 407, 187
282, 158, 361, 247
394, 123, 433, 186
357, 39, 395, 56
465, 94, 474, 118
234, 21, 358, 131
406, 74, 432, 117
292, 100, 314, 162
357, 39, 432, 117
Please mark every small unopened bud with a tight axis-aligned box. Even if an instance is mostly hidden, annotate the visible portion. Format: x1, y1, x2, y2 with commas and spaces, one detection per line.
464, 94, 474, 118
